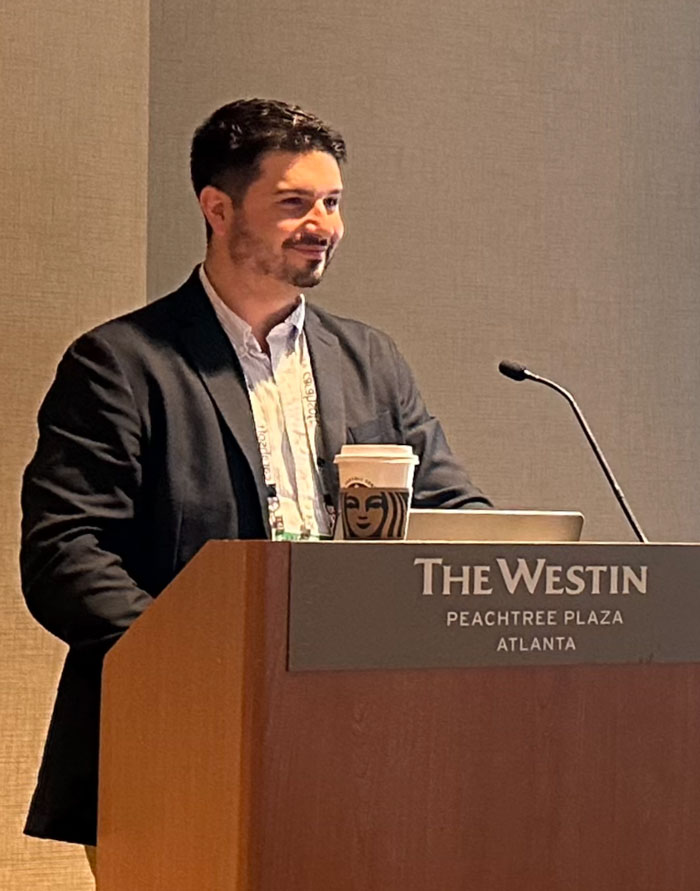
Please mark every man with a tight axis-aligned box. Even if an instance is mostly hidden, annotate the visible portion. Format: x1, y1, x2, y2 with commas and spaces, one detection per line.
21, 98, 489, 851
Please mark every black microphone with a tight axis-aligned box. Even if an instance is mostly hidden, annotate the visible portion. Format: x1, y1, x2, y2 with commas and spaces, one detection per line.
498, 360, 529, 382
498, 359, 648, 543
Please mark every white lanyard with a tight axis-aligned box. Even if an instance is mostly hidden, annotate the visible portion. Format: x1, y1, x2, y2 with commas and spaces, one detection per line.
245, 332, 331, 540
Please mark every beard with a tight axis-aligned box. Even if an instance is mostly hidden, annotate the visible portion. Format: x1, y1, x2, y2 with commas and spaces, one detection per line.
227, 216, 336, 289
287, 252, 331, 289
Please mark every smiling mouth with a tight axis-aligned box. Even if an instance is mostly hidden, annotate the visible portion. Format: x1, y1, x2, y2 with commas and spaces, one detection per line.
291, 245, 327, 260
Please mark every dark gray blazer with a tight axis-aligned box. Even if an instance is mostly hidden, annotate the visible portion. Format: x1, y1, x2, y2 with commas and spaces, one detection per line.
21, 270, 489, 845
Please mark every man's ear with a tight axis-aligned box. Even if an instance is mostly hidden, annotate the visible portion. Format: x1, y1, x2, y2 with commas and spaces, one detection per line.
198, 186, 233, 238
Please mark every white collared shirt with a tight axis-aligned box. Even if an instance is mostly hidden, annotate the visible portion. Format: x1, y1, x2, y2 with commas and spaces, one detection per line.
199, 265, 331, 538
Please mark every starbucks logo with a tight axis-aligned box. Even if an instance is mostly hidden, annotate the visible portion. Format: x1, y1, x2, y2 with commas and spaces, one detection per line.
340, 485, 409, 539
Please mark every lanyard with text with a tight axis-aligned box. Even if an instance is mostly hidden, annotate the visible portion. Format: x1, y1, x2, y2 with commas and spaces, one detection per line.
246, 332, 333, 540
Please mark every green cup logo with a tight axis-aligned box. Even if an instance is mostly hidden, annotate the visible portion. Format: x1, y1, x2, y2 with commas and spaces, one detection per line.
340, 486, 410, 539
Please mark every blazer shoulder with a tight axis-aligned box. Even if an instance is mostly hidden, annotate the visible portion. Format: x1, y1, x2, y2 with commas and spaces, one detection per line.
67, 271, 210, 358
306, 304, 399, 354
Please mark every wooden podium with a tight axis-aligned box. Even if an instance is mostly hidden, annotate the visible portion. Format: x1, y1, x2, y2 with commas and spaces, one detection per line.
97, 540, 700, 890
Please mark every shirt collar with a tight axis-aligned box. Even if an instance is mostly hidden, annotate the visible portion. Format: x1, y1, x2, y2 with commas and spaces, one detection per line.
199, 264, 305, 355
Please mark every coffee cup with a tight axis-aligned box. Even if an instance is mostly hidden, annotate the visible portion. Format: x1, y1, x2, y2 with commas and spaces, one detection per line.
334, 445, 418, 540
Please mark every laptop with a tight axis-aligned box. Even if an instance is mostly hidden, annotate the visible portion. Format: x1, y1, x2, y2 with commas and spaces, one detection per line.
405, 509, 584, 542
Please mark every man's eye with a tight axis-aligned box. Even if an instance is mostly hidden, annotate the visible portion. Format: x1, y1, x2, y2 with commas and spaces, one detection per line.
281, 197, 304, 206
325, 198, 339, 210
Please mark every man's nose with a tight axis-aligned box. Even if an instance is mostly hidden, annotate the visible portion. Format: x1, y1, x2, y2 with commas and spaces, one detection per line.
305, 200, 341, 235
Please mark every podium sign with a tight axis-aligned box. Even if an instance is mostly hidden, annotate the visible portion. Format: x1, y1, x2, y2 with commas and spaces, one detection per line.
289, 542, 700, 670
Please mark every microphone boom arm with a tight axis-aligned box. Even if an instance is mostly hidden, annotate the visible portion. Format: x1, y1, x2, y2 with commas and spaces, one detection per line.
500, 360, 648, 543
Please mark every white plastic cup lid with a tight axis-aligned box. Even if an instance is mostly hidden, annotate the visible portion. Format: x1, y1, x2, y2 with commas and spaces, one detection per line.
334, 444, 418, 463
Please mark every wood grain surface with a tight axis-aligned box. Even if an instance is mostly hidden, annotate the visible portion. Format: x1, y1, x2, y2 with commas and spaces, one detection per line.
99, 541, 700, 889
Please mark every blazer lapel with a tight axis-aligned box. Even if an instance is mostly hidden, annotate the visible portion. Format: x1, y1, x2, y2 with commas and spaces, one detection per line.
305, 307, 346, 506
173, 273, 271, 535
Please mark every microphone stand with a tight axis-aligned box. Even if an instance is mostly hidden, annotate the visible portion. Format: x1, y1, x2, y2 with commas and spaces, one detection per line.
499, 360, 648, 543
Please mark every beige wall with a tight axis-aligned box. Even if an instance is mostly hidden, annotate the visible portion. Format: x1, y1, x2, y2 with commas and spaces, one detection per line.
0, 1, 148, 887
149, 0, 700, 543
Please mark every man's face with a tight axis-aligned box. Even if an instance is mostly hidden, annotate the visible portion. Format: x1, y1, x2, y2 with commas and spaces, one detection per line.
226, 150, 344, 289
